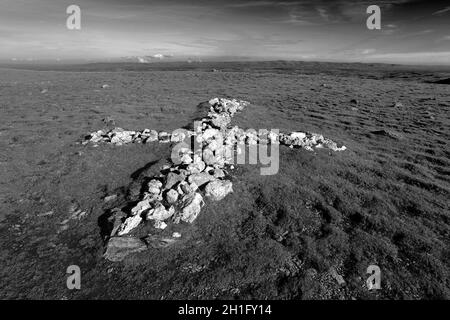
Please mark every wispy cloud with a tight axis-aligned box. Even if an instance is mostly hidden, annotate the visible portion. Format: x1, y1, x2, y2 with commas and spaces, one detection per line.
432, 6, 450, 15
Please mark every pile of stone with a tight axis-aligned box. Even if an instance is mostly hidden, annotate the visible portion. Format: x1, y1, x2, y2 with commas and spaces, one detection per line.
279, 132, 347, 151
83, 98, 347, 261
82, 98, 345, 153
109, 98, 248, 238
83, 126, 345, 153
82, 127, 174, 146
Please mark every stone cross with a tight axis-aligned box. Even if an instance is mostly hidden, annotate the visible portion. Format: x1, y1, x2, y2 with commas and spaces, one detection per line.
83, 98, 346, 261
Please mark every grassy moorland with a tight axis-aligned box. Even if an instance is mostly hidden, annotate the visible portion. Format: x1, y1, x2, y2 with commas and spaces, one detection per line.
0, 61, 449, 299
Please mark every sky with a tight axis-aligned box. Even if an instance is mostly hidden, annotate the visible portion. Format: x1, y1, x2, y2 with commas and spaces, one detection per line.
0, 0, 449, 64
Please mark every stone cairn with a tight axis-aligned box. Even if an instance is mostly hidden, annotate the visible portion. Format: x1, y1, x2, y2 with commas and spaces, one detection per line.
83, 98, 346, 261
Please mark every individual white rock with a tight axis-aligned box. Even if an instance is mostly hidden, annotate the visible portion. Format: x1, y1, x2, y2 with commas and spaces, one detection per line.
207, 139, 221, 151
89, 130, 106, 143
172, 232, 181, 238
117, 214, 142, 235
180, 154, 193, 164
187, 160, 206, 174
104, 194, 118, 202
189, 182, 199, 192
321, 138, 347, 151
110, 131, 134, 145
158, 131, 171, 143
208, 97, 219, 105
147, 179, 162, 194
142, 192, 162, 202
165, 189, 179, 204
290, 132, 306, 140
131, 199, 151, 216
177, 192, 204, 223
246, 130, 259, 145
164, 172, 185, 190
213, 168, 225, 178
171, 131, 186, 142
188, 172, 215, 187
268, 131, 279, 144
154, 220, 168, 230
202, 128, 222, 143
143, 130, 159, 143
205, 180, 233, 201
146, 203, 174, 221
202, 148, 217, 165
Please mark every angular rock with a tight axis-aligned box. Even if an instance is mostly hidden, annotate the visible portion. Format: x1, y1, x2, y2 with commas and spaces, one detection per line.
177, 181, 198, 195
180, 154, 193, 164
164, 172, 185, 190
143, 129, 159, 143
205, 180, 233, 201
213, 168, 225, 179
131, 199, 151, 216
165, 189, 179, 204
268, 131, 279, 144
202, 148, 217, 165
158, 131, 171, 143
89, 130, 106, 143
188, 172, 215, 187
146, 203, 174, 221
104, 236, 147, 262
290, 132, 307, 141
176, 192, 204, 223
110, 130, 134, 145
171, 131, 186, 142
246, 130, 259, 145
187, 160, 206, 174
320, 138, 347, 151
147, 179, 162, 194
108, 208, 127, 237
117, 214, 143, 235
203, 128, 222, 142
104, 194, 117, 202
142, 192, 162, 202
154, 220, 167, 230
